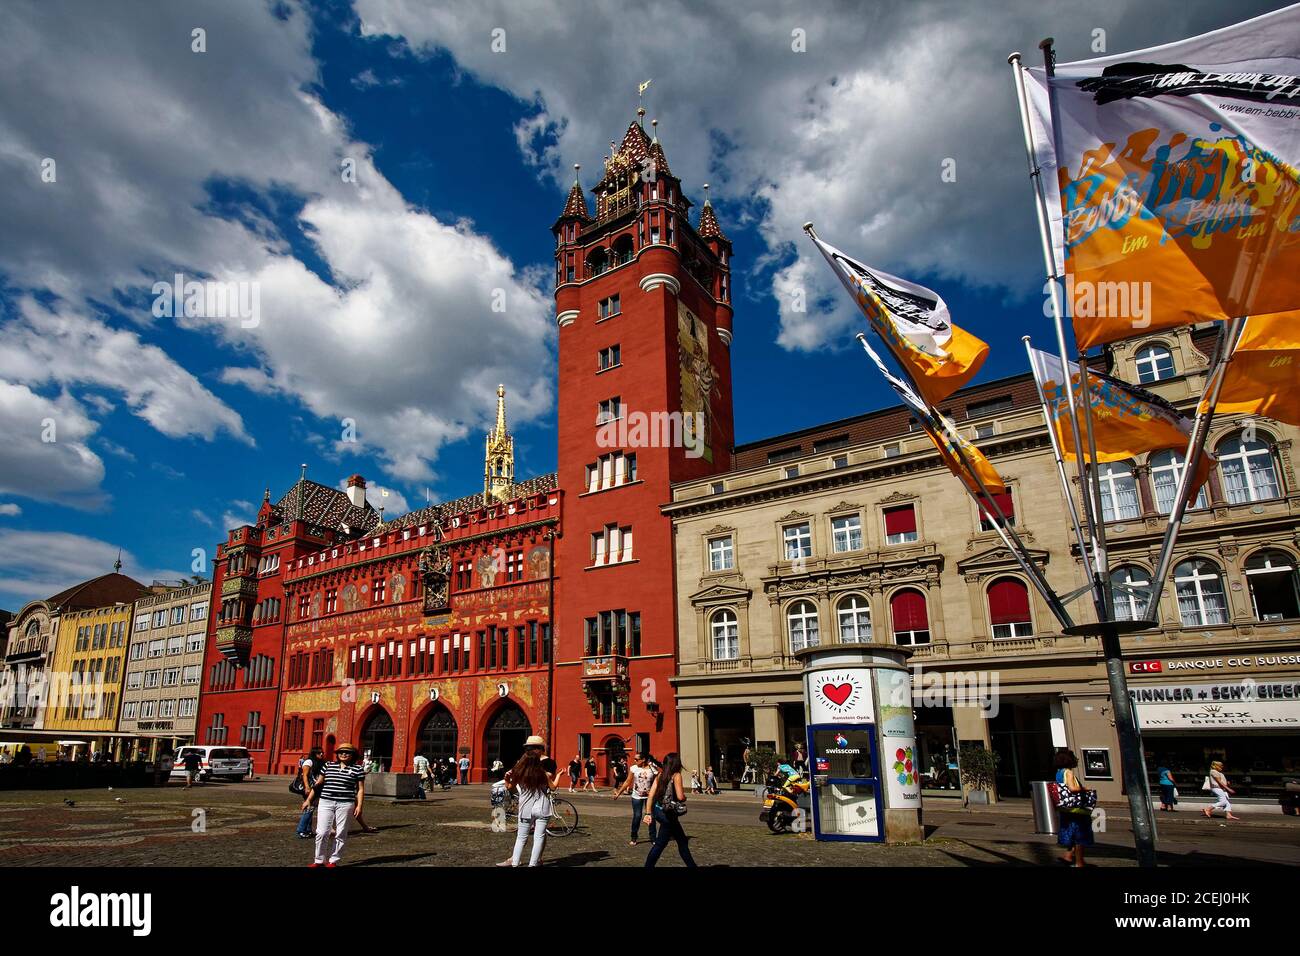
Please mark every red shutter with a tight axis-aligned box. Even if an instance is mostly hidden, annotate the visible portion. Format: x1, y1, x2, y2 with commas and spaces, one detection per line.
980, 491, 1015, 526
988, 578, 1030, 625
890, 589, 929, 633
884, 504, 917, 536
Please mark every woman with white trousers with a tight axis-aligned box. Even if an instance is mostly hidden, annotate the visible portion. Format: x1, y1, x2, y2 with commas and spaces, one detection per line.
1203, 760, 1240, 821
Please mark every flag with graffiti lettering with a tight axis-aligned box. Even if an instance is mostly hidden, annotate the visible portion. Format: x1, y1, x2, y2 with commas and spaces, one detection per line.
1026, 344, 1213, 494
1023, 5, 1300, 348
857, 334, 1005, 498
1206, 311, 1300, 424
809, 232, 988, 406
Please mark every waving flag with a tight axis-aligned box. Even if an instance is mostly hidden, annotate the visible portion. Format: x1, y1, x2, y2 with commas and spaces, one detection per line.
1023, 5, 1300, 348
858, 334, 1005, 497
1207, 311, 1300, 424
809, 231, 988, 406
1027, 345, 1213, 493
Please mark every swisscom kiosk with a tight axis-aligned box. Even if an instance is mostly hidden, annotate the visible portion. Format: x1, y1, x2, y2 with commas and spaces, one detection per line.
796, 644, 924, 843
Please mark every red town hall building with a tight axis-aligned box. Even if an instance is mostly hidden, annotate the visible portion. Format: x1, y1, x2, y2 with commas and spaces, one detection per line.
194, 113, 736, 778
551, 115, 734, 769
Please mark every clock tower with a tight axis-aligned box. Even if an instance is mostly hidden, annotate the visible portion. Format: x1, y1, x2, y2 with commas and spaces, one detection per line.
552, 112, 735, 769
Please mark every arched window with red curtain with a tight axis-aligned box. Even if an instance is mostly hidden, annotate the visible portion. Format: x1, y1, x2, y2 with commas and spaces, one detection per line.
988, 576, 1032, 638
890, 589, 930, 646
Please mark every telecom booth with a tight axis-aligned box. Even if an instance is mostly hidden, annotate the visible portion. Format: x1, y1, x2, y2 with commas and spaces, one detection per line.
797, 644, 924, 844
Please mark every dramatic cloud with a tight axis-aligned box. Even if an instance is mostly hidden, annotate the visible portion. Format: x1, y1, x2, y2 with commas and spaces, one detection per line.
0, 383, 107, 510
354, 0, 1282, 349
0, 0, 554, 499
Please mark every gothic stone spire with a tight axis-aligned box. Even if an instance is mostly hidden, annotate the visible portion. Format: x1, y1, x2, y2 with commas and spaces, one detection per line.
484, 384, 515, 503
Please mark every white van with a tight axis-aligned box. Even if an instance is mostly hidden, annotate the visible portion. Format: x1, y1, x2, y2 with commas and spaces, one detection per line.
170, 745, 252, 782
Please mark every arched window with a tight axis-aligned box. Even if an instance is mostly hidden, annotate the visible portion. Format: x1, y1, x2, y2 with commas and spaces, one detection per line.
25, 620, 40, 639
1110, 565, 1152, 621
786, 600, 820, 653
988, 577, 1032, 638
711, 609, 739, 660
1095, 460, 1140, 522
1174, 559, 1228, 627
612, 234, 635, 266
586, 248, 608, 278
1245, 550, 1300, 622
1135, 344, 1175, 383
1216, 432, 1281, 504
890, 589, 930, 646
836, 595, 872, 643
1150, 450, 1207, 514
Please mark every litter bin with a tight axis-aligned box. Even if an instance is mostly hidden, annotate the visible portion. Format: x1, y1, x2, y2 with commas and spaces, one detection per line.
1030, 780, 1058, 835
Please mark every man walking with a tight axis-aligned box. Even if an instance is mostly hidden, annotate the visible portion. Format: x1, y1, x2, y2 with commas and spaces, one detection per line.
181, 749, 203, 789
612, 752, 658, 847
413, 750, 431, 799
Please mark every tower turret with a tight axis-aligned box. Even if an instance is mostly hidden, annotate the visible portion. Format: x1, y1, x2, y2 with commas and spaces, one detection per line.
484, 384, 515, 503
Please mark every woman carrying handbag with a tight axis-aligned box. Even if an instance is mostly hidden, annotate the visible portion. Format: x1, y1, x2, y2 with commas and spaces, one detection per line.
644, 752, 697, 868
1203, 760, 1240, 821
1054, 748, 1095, 868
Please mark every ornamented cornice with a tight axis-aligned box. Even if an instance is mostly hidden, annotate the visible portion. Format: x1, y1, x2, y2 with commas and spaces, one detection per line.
826, 501, 862, 514
704, 524, 735, 535
879, 490, 918, 504
777, 510, 812, 522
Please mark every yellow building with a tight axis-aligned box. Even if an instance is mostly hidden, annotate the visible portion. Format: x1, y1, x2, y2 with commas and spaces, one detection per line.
43, 572, 149, 753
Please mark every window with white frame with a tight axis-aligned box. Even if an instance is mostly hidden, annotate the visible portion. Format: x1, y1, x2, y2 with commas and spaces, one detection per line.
1174, 559, 1228, 626
134, 613, 149, 631
837, 594, 871, 643
598, 344, 621, 370
596, 397, 622, 425
598, 294, 621, 319
586, 451, 637, 492
152, 610, 167, 628
182, 665, 201, 685
144, 669, 161, 688
1110, 565, 1152, 621
160, 699, 177, 718
831, 514, 863, 553
122, 701, 139, 720
787, 600, 820, 653
163, 668, 180, 687
890, 589, 931, 646
1217, 432, 1281, 504
591, 524, 633, 566
129, 643, 145, 661
783, 523, 812, 561
179, 698, 197, 718
1245, 550, 1300, 622
125, 671, 143, 690
1135, 344, 1175, 383
190, 602, 208, 622
711, 609, 739, 660
708, 535, 734, 572
1095, 460, 1140, 522
148, 639, 164, 658
1151, 450, 1208, 514
167, 636, 183, 656
171, 606, 186, 625
883, 504, 918, 544
187, 634, 204, 653
140, 700, 157, 719
988, 577, 1033, 638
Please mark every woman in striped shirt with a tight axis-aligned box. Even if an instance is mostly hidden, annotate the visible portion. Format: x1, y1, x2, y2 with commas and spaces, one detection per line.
303, 743, 367, 867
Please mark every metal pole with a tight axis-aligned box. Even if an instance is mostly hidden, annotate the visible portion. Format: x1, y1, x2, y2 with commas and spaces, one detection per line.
1036, 35, 1160, 868
1022, 336, 1092, 578
1143, 318, 1245, 618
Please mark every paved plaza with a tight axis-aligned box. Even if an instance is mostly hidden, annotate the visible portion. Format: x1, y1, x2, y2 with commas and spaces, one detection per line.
0, 778, 1296, 868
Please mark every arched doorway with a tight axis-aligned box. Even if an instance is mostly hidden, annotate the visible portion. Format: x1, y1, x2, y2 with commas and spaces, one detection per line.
484, 702, 531, 773
360, 710, 394, 771
416, 705, 459, 763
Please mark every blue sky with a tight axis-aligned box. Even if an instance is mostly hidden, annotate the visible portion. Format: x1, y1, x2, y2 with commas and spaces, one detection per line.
0, 0, 1285, 609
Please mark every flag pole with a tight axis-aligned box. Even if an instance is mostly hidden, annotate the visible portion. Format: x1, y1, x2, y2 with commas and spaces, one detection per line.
1142, 317, 1246, 620
854, 333, 1074, 630
1023, 38, 1156, 867
1022, 336, 1091, 570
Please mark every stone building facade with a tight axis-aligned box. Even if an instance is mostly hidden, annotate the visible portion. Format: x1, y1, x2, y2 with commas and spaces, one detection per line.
665, 327, 1300, 802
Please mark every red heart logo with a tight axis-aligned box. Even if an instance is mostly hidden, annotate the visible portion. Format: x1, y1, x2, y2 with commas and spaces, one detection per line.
821, 682, 853, 706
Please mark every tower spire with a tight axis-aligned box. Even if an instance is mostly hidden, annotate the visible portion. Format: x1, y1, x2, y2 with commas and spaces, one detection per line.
484, 385, 515, 503
114, 549, 122, 574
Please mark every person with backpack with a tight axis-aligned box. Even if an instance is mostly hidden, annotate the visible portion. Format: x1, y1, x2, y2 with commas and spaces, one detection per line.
294, 747, 325, 837
458, 753, 470, 785
303, 742, 367, 867
644, 752, 696, 868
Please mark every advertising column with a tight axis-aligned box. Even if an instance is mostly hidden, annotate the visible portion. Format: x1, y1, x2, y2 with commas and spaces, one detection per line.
800, 645, 923, 843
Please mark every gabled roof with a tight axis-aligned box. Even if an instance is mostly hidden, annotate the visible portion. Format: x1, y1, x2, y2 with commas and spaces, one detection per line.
46, 573, 149, 612
271, 478, 381, 535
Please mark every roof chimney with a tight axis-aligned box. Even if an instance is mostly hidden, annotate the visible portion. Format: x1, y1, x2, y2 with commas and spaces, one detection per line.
346, 474, 367, 509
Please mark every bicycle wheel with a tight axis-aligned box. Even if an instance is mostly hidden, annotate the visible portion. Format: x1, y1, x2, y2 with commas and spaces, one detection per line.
546, 798, 578, 837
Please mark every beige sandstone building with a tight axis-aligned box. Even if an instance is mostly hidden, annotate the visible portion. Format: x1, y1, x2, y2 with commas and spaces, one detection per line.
118, 580, 212, 759
666, 328, 1300, 802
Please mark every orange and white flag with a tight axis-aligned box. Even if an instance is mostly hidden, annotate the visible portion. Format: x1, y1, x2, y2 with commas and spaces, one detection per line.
1208, 311, 1300, 424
